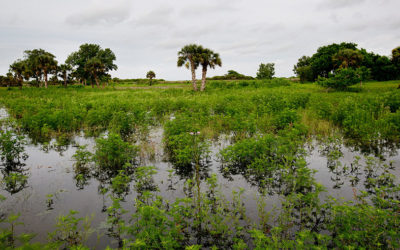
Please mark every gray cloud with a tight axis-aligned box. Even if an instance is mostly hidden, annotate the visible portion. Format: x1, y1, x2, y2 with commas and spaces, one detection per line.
318, 0, 366, 9
133, 5, 174, 27
179, 0, 238, 17
66, 0, 131, 26
0, 0, 399, 79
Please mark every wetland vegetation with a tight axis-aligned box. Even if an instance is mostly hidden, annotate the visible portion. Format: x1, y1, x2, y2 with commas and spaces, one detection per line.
0, 78, 399, 249
0, 42, 399, 249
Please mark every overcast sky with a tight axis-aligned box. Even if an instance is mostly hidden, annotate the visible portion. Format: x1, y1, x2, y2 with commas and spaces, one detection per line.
0, 0, 399, 80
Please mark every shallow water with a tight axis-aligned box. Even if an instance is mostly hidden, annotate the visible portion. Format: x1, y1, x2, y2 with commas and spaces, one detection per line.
0, 119, 399, 248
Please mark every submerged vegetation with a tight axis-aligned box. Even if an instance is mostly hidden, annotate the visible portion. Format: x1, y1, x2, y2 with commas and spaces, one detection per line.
0, 78, 399, 248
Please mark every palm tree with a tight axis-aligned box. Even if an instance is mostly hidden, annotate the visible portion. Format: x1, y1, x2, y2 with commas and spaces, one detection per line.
177, 44, 203, 91
9, 60, 27, 89
58, 64, 72, 87
146, 70, 156, 86
333, 49, 363, 69
36, 53, 58, 88
85, 58, 105, 88
198, 48, 222, 91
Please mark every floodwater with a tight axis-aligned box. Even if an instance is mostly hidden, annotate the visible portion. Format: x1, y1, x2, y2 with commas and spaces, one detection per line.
0, 108, 399, 248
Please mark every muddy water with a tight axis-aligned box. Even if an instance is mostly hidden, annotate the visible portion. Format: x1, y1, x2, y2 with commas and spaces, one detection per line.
0, 113, 399, 247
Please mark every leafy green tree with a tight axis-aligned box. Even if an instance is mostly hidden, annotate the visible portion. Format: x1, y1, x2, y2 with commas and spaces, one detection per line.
356, 66, 371, 86
4, 73, 17, 88
310, 42, 358, 78
208, 70, 253, 80
256, 63, 275, 79
317, 67, 364, 90
360, 50, 397, 81
293, 56, 314, 82
177, 44, 203, 91
198, 48, 222, 91
24, 49, 44, 85
0, 73, 17, 88
66, 44, 117, 88
146, 70, 156, 86
333, 49, 363, 69
296, 66, 314, 83
392, 46, 400, 80
392, 46, 400, 65
24, 49, 58, 88
58, 64, 72, 87
84, 58, 105, 88
9, 60, 28, 89
38, 54, 57, 88
293, 56, 311, 73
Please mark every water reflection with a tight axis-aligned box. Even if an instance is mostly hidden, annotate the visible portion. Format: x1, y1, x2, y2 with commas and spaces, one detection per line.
0, 130, 30, 195
0, 121, 399, 247
316, 137, 399, 196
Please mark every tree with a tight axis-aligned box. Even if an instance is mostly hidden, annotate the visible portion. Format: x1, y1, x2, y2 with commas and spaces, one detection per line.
256, 63, 275, 79
293, 56, 314, 82
333, 49, 364, 69
296, 66, 314, 83
66, 44, 117, 88
9, 60, 29, 89
317, 68, 362, 90
310, 42, 358, 78
293, 56, 311, 74
392, 46, 400, 80
356, 66, 371, 86
58, 64, 72, 87
84, 58, 105, 88
198, 48, 222, 91
24, 49, 57, 88
392, 46, 400, 65
24, 49, 44, 85
177, 44, 203, 91
146, 71, 156, 86
38, 54, 57, 88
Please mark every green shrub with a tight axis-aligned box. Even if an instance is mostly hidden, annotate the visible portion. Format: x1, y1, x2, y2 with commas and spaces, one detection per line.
94, 133, 138, 169
0, 131, 28, 166
273, 108, 298, 130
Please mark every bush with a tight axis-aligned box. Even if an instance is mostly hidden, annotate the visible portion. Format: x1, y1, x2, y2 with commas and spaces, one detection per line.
94, 133, 138, 169
0, 131, 28, 166
317, 68, 360, 89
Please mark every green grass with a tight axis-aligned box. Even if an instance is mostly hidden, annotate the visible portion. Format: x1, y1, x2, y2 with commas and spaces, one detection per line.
0, 79, 398, 145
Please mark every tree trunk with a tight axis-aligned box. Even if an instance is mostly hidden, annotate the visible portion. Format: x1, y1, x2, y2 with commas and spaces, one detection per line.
200, 66, 207, 91
94, 73, 100, 88
44, 70, 48, 88
189, 58, 197, 91
18, 76, 23, 90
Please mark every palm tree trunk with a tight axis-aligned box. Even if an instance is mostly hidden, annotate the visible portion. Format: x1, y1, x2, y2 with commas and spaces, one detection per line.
190, 58, 198, 91
63, 73, 67, 87
200, 66, 207, 91
44, 70, 48, 88
94, 73, 100, 88
18, 76, 23, 90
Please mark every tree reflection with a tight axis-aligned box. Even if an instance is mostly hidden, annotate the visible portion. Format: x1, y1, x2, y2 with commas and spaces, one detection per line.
0, 130, 29, 195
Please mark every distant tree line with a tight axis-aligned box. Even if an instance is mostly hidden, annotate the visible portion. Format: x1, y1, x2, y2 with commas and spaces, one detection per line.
293, 42, 400, 83
207, 70, 254, 80
0, 44, 117, 88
